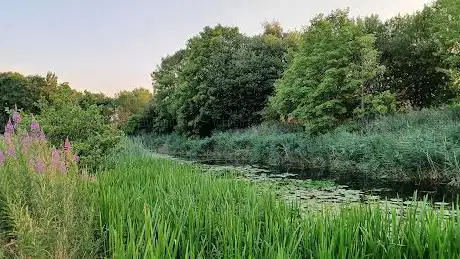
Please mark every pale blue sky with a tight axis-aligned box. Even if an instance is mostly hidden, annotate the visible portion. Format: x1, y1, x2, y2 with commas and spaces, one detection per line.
0, 0, 430, 95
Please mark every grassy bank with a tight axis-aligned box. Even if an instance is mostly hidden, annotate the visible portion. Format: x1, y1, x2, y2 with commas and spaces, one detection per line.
138, 106, 460, 187
3, 137, 460, 257
95, 140, 460, 258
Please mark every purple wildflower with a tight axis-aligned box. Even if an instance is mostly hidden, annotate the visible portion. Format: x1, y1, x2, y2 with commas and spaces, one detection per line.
0, 151, 5, 166
31, 121, 40, 132
21, 134, 32, 154
64, 138, 72, 153
59, 163, 67, 174
4, 120, 14, 144
39, 131, 46, 141
5, 120, 14, 133
12, 112, 22, 124
51, 148, 61, 165
30, 121, 46, 140
73, 155, 80, 162
7, 147, 16, 157
4, 132, 12, 146
34, 159, 46, 174
51, 148, 68, 173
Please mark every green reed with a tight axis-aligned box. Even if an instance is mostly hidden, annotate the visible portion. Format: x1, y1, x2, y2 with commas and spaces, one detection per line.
97, 148, 460, 258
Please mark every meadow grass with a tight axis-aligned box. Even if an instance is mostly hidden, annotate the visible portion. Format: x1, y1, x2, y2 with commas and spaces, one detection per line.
138, 106, 460, 187
96, 140, 460, 258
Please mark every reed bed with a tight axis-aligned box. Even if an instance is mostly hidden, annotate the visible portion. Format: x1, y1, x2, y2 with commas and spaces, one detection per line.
96, 147, 460, 258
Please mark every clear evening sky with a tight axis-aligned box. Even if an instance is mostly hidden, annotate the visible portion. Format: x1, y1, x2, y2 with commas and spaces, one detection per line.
0, 0, 431, 95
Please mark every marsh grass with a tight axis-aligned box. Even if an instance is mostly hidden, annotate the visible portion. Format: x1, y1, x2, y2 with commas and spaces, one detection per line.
97, 142, 460, 258
139, 107, 460, 186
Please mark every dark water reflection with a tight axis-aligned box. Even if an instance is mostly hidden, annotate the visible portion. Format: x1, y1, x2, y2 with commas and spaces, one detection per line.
199, 159, 459, 204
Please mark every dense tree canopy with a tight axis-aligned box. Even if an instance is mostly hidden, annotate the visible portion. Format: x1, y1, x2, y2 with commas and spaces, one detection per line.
269, 10, 385, 133
140, 24, 290, 137
114, 88, 152, 127
0, 72, 58, 131
378, 8, 453, 108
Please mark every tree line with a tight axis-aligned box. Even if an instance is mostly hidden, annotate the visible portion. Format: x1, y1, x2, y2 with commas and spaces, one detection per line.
135, 0, 460, 136
2, 0, 458, 138
0, 72, 152, 133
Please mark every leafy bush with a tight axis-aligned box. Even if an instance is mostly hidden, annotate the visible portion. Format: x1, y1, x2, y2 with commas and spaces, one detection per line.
121, 114, 143, 136
37, 103, 122, 170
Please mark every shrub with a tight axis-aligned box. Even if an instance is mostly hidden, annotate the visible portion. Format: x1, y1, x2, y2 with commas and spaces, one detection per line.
37, 103, 122, 170
121, 114, 143, 136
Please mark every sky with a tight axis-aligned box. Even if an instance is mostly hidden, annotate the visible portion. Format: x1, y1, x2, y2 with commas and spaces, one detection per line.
0, 0, 431, 96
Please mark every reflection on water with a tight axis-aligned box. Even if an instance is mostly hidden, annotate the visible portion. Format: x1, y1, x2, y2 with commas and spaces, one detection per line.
200, 161, 459, 206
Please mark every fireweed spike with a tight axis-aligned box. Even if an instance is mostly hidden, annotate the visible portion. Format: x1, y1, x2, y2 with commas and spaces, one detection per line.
0, 151, 5, 166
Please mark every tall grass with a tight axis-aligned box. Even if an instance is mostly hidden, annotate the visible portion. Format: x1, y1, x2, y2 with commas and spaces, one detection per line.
0, 115, 99, 258
139, 106, 460, 186
96, 141, 460, 258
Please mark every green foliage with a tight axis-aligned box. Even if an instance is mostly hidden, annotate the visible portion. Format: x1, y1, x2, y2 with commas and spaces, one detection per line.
37, 103, 122, 169
270, 10, 384, 133
114, 88, 152, 128
378, 7, 454, 108
353, 90, 397, 119
431, 0, 460, 68
0, 72, 118, 134
146, 50, 185, 134
0, 72, 43, 132
140, 106, 460, 185
140, 25, 289, 137
78, 90, 116, 122
121, 113, 143, 136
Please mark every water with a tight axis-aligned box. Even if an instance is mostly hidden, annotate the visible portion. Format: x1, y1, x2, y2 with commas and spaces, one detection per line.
153, 152, 459, 209
199, 161, 459, 205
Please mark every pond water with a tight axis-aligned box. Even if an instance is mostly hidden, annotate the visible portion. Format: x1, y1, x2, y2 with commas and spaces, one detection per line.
198, 162, 459, 209
152, 152, 458, 212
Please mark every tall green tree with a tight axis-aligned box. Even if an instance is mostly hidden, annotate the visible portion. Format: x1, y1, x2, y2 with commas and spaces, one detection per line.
429, 0, 460, 96
431, 0, 460, 67
378, 7, 453, 108
269, 10, 384, 133
149, 49, 185, 133
173, 25, 287, 136
114, 88, 152, 127
174, 25, 243, 136
0, 72, 49, 130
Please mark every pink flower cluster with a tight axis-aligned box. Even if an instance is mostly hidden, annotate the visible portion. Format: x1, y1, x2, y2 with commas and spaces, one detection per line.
0, 112, 79, 174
